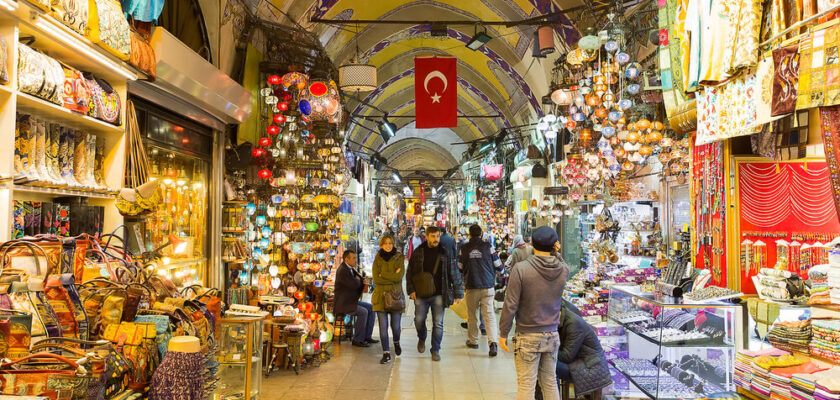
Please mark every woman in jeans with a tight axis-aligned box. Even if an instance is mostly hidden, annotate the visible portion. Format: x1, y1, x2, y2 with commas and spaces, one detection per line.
371, 234, 406, 364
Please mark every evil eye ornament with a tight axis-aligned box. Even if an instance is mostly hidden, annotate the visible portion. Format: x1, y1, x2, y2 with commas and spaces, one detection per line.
616, 52, 631, 64
618, 99, 633, 110
313, 280, 324, 288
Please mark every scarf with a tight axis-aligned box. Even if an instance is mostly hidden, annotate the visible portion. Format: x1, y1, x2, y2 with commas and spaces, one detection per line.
379, 248, 397, 262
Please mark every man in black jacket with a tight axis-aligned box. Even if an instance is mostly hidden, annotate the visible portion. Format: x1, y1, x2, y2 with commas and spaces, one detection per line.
333, 250, 377, 347
406, 226, 464, 361
459, 224, 499, 357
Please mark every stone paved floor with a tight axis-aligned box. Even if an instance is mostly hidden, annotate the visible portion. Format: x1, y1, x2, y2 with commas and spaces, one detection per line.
261, 303, 518, 400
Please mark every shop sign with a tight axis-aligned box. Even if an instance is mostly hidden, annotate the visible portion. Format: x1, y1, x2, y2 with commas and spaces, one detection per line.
543, 186, 569, 195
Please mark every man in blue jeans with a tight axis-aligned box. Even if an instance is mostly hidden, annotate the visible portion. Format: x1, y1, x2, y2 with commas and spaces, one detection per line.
334, 250, 378, 347
406, 226, 463, 361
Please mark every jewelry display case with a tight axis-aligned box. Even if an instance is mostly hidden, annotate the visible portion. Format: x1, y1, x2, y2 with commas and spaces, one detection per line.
608, 285, 747, 399
214, 316, 264, 400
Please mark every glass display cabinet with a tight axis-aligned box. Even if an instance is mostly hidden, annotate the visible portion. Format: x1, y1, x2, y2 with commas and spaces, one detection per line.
214, 317, 264, 400
607, 285, 745, 399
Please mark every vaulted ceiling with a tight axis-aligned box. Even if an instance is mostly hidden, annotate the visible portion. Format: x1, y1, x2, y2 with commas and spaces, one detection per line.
268, 0, 586, 175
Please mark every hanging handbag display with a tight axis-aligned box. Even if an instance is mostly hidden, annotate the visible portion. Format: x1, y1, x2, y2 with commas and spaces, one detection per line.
50, 0, 89, 35
383, 289, 406, 312
411, 254, 440, 299
483, 164, 503, 181
0, 352, 92, 400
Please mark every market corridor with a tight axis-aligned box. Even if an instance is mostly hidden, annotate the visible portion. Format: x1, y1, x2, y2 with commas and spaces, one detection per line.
262, 307, 518, 400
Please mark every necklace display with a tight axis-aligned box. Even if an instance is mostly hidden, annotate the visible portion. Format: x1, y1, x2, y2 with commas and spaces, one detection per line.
693, 141, 725, 285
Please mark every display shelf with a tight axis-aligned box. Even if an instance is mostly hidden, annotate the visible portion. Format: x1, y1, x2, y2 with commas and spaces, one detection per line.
607, 316, 732, 348
16, 92, 124, 135
0, 83, 12, 97
610, 362, 679, 400
11, 183, 116, 199
611, 360, 726, 399
5, 2, 142, 83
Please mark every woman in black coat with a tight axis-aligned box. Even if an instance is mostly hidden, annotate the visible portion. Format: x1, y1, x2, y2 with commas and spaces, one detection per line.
557, 300, 612, 397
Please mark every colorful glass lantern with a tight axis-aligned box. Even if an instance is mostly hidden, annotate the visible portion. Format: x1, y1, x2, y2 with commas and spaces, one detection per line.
298, 80, 341, 122
280, 72, 308, 91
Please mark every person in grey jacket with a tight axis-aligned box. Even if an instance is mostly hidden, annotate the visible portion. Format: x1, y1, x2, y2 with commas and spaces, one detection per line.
506, 235, 533, 270
499, 226, 570, 400
556, 300, 612, 397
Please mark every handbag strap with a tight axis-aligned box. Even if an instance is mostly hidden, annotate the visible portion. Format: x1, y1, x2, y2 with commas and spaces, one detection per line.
1, 352, 81, 369
0, 240, 50, 277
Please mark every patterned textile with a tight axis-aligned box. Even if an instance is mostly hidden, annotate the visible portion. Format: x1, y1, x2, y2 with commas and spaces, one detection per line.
698, 0, 732, 84
751, 121, 777, 159
773, 45, 800, 116
796, 22, 840, 110
819, 105, 840, 219
811, 320, 840, 363
149, 351, 203, 400
659, 0, 692, 116
768, 319, 811, 353
723, 0, 764, 74
696, 72, 758, 144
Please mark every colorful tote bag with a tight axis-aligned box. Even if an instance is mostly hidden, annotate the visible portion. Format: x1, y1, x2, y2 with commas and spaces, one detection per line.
50, 0, 89, 35
87, 0, 131, 60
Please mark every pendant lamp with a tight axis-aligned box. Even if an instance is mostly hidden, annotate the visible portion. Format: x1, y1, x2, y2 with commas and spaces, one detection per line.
537, 25, 555, 56
339, 60, 377, 92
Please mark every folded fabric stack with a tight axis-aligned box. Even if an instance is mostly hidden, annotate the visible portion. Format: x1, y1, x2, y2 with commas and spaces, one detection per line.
809, 265, 831, 305
769, 320, 812, 353
814, 378, 840, 400
752, 353, 805, 397
810, 320, 840, 363
792, 367, 840, 400
770, 362, 826, 400
737, 348, 790, 390
828, 250, 840, 304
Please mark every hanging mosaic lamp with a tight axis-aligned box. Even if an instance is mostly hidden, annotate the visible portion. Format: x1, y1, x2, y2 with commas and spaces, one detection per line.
280, 72, 309, 91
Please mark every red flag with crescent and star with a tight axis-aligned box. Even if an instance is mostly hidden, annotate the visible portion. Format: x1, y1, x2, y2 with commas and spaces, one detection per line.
415, 57, 457, 128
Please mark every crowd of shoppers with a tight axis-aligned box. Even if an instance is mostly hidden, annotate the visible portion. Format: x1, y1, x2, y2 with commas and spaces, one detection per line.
332, 223, 611, 399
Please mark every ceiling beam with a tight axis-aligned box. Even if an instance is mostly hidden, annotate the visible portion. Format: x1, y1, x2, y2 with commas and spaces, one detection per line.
310, 8, 587, 27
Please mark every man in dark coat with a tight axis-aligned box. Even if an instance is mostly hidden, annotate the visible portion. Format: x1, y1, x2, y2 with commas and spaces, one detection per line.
406, 226, 463, 361
556, 300, 612, 396
440, 227, 458, 269
334, 250, 377, 347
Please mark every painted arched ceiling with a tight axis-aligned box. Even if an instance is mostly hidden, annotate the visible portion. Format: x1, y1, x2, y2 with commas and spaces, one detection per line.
269, 0, 584, 172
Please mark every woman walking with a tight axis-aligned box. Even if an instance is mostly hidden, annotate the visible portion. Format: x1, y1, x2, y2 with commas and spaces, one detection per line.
371, 234, 406, 364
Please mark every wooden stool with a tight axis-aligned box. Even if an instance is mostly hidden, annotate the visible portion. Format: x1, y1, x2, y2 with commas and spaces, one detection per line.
333, 314, 356, 344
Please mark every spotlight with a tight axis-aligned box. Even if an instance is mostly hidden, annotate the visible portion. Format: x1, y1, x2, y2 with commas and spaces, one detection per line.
392, 172, 402, 183
379, 116, 396, 141
466, 27, 492, 51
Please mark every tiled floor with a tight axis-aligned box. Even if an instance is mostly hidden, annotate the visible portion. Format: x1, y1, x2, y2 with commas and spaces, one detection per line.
262, 304, 518, 400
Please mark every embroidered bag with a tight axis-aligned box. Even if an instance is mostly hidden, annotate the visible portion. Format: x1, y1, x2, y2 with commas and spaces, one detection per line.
87, 0, 131, 60
50, 0, 89, 35
129, 29, 156, 80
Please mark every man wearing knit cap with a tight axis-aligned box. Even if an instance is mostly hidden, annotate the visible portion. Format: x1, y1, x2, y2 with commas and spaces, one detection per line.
499, 226, 570, 400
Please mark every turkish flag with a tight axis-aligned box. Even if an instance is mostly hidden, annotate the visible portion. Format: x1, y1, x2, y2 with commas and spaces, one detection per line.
415, 57, 457, 128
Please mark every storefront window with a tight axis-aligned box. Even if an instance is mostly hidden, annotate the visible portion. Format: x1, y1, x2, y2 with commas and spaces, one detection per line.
135, 98, 213, 287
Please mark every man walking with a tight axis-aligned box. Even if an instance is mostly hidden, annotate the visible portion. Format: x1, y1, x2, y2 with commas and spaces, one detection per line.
499, 226, 570, 400
404, 226, 424, 260
334, 250, 378, 347
440, 227, 458, 270
459, 224, 500, 357
407, 226, 463, 361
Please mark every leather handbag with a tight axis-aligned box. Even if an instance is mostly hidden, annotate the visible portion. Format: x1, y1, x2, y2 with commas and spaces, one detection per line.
383, 289, 405, 312
85, 73, 122, 125
129, 29, 156, 80
411, 255, 440, 299
44, 275, 80, 339
35, 337, 131, 397
59, 273, 89, 341
0, 352, 92, 400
